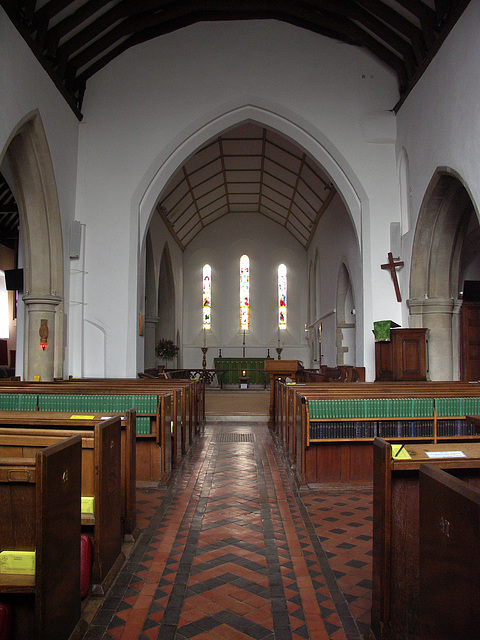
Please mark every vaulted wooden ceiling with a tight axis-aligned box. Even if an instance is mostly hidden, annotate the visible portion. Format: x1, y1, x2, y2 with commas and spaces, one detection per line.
1, 0, 471, 118
157, 122, 336, 249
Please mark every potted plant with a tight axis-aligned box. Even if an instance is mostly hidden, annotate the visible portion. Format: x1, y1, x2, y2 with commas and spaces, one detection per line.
155, 338, 179, 368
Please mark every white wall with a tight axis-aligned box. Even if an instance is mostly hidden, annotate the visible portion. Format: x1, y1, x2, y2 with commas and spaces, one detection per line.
307, 193, 365, 371
182, 213, 309, 369
75, 19, 401, 376
0, 8, 80, 377
396, 1, 480, 298
138, 212, 184, 373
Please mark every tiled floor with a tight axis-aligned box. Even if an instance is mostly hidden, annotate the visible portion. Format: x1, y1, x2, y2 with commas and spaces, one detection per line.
81, 422, 373, 640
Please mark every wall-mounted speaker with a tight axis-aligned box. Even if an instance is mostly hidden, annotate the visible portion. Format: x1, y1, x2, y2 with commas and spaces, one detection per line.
70, 220, 82, 259
390, 222, 401, 259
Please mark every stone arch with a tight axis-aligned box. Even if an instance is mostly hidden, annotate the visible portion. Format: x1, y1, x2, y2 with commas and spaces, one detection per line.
2, 112, 64, 380
336, 262, 355, 365
408, 168, 477, 380
398, 147, 411, 233
136, 101, 366, 252
143, 231, 158, 369
156, 243, 176, 366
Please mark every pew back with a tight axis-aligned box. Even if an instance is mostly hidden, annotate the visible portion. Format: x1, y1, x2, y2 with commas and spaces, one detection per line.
0, 435, 82, 640
0, 418, 123, 591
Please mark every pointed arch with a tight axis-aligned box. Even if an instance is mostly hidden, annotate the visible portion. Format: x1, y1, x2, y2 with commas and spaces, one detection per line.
408, 168, 478, 380
136, 101, 365, 252
156, 243, 176, 360
398, 147, 410, 234
3, 112, 64, 380
336, 262, 356, 366
144, 231, 158, 368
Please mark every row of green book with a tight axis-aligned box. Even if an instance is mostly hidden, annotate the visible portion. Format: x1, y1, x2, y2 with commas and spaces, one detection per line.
308, 397, 435, 419
0, 394, 38, 411
435, 397, 480, 417
37, 393, 159, 413
135, 416, 152, 435
309, 420, 434, 440
0, 392, 160, 414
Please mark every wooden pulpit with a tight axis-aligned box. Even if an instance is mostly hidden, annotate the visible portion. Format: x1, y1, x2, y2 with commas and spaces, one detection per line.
264, 360, 303, 428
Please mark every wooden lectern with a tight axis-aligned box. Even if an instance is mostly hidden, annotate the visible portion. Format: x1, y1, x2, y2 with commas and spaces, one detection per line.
264, 360, 303, 428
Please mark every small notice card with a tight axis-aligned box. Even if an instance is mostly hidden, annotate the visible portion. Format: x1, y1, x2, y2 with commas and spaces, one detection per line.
425, 450, 467, 459
391, 444, 411, 459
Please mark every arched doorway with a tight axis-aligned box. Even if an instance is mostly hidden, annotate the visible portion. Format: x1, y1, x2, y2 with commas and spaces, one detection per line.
408, 169, 478, 380
1, 113, 64, 380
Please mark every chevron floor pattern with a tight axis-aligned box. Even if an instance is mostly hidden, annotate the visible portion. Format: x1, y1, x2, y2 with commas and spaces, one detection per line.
81, 423, 372, 640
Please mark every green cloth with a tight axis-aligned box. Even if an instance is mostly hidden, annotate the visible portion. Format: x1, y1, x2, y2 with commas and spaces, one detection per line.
374, 320, 400, 342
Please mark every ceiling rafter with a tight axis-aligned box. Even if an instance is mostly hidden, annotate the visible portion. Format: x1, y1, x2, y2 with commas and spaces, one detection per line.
1, 0, 470, 117
156, 123, 338, 250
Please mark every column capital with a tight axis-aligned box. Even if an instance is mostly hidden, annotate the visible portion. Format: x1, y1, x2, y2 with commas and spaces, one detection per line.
407, 297, 459, 315
22, 293, 62, 309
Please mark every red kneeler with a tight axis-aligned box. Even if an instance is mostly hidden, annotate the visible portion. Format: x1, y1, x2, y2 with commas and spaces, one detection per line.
0, 603, 12, 640
80, 534, 93, 599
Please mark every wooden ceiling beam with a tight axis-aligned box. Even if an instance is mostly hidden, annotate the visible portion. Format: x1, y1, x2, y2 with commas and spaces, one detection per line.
394, 0, 437, 48
355, 0, 426, 63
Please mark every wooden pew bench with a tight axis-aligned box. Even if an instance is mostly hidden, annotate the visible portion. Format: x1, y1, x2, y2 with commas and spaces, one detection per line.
371, 438, 480, 640
0, 435, 82, 640
0, 410, 137, 540
275, 381, 480, 486
0, 418, 123, 594
0, 384, 174, 483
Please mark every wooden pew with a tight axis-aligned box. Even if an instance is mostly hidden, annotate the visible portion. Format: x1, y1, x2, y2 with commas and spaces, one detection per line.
0, 435, 82, 640
276, 381, 480, 486
0, 382, 174, 483
371, 438, 480, 640
0, 417, 123, 594
418, 464, 480, 640
0, 410, 137, 540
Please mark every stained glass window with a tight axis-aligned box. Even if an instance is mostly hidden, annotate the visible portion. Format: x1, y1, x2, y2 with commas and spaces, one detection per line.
240, 255, 250, 330
278, 264, 287, 329
203, 264, 211, 329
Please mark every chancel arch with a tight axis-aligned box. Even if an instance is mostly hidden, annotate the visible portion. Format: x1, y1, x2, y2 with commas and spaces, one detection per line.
1, 113, 64, 380
408, 169, 479, 380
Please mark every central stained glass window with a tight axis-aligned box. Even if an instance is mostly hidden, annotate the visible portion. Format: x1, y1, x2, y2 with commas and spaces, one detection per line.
278, 264, 287, 329
240, 255, 250, 330
203, 264, 211, 329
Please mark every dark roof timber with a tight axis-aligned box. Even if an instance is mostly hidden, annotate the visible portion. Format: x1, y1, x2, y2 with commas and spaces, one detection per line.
1, 0, 472, 119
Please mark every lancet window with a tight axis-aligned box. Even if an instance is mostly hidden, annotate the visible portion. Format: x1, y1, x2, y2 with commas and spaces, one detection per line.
240, 255, 250, 330
278, 264, 287, 329
203, 264, 211, 329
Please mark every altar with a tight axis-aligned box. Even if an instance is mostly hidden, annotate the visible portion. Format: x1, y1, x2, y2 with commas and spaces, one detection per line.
213, 357, 273, 386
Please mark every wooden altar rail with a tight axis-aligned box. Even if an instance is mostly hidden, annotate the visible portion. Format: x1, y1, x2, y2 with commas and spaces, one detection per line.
299, 365, 366, 382
273, 381, 480, 486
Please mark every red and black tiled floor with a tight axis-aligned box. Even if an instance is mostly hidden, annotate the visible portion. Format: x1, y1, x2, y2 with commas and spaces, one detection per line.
81, 423, 373, 640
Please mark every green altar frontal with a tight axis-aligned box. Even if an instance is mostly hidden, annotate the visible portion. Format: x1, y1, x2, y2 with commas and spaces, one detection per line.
214, 357, 272, 385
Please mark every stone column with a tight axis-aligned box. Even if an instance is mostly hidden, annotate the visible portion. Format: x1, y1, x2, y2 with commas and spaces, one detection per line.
23, 294, 62, 381
407, 297, 461, 380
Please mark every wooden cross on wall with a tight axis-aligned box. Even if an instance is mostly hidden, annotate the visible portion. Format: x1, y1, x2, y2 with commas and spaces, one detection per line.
381, 252, 404, 302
